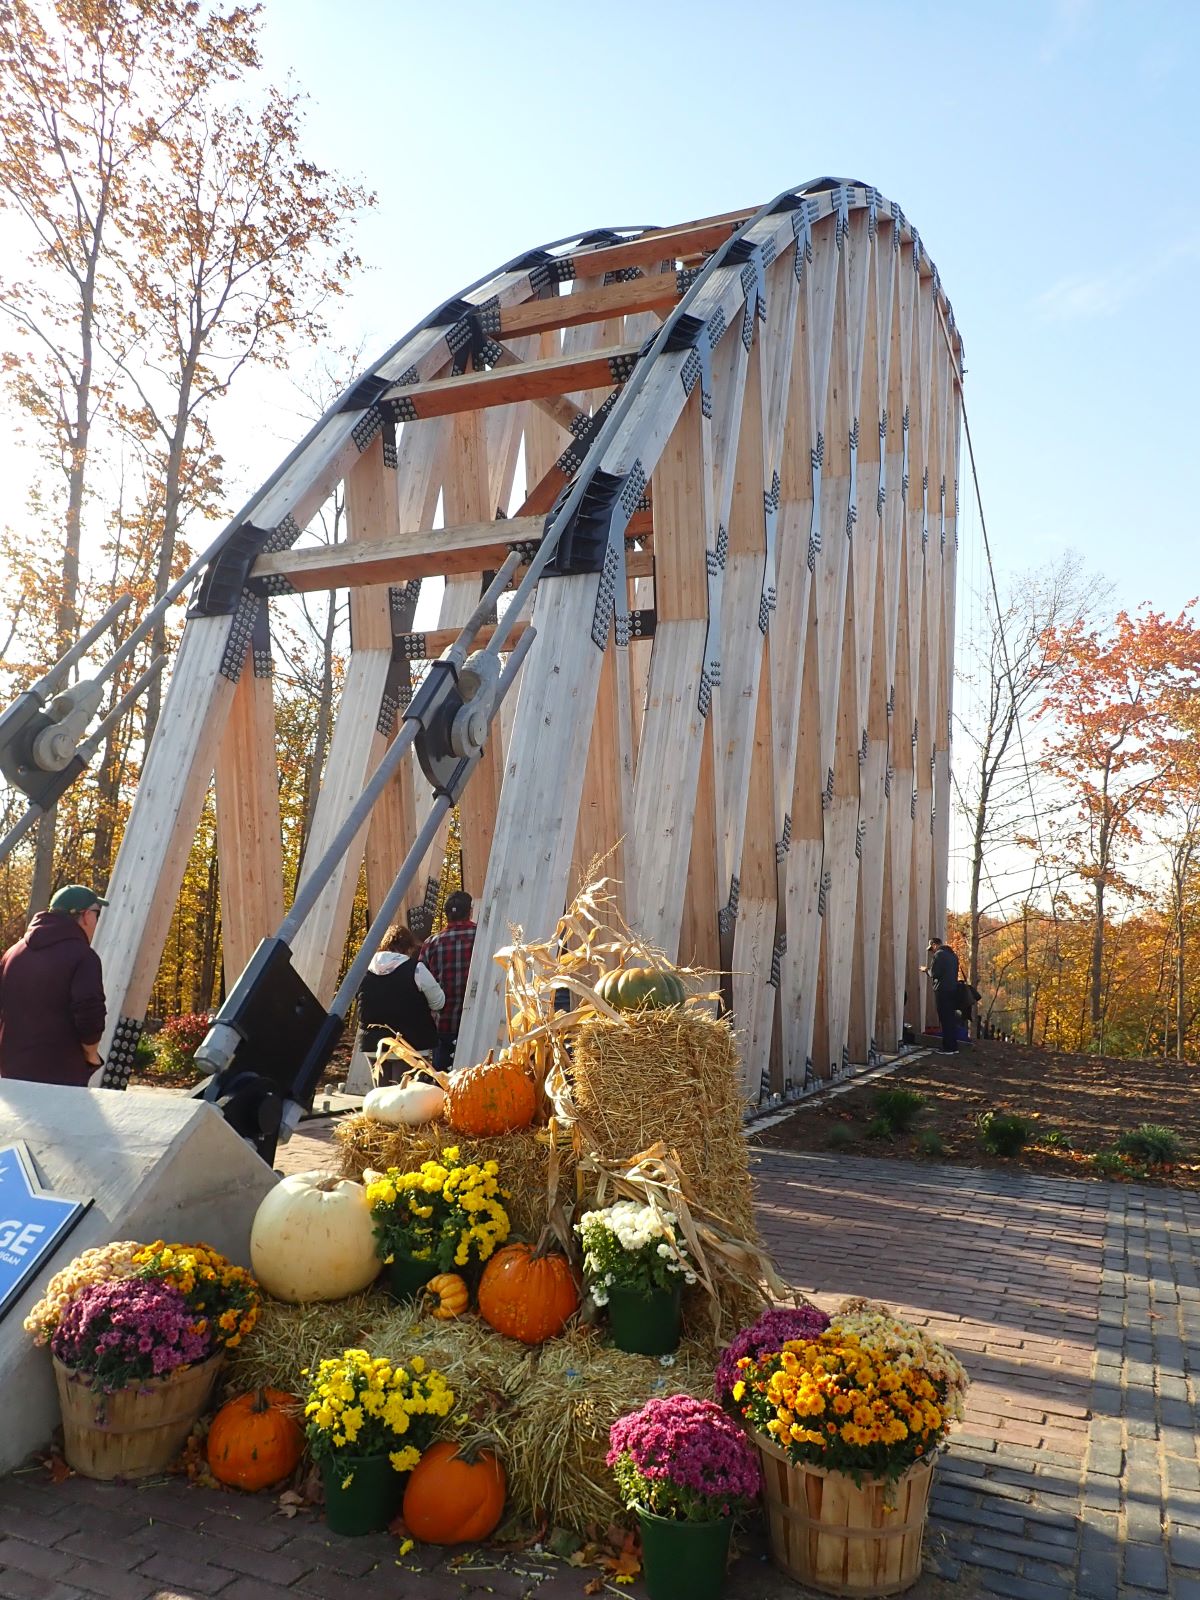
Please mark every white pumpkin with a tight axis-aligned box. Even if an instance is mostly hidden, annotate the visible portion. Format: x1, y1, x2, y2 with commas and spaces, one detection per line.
363, 1079, 446, 1127
250, 1171, 380, 1303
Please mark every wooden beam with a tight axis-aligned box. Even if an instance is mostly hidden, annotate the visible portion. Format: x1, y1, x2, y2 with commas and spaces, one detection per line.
383, 344, 641, 421
455, 569, 610, 1065
95, 615, 242, 1055
498, 272, 678, 337
561, 210, 751, 280
214, 656, 284, 985
252, 509, 653, 593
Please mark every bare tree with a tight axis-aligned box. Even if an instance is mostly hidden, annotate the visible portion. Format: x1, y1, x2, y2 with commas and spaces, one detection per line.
954, 553, 1109, 988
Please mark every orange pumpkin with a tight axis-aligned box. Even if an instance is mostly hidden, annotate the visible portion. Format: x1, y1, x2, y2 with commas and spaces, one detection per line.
477, 1241, 579, 1344
403, 1440, 507, 1544
447, 1054, 537, 1137
206, 1388, 304, 1491
426, 1272, 470, 1319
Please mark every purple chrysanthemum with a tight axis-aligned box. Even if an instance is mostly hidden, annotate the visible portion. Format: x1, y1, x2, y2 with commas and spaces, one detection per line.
607, 1395, 761, 1520
51, 1277, 210, 1393
714, 1304, 831, 1401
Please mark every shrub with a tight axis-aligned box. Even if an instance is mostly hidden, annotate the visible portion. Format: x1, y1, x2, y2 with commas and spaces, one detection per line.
133, 1034, 157, 1069
977, 1111, 1032, 1158
1116, 1124, 1182, 1166
872, 1087, 926, 1133
826, 1123, 856, 1152
865, 1115, 894, 1142
1038, 1128, 1074, 1150
915, 1130, 946, 1158
155, 1012, 211, 1075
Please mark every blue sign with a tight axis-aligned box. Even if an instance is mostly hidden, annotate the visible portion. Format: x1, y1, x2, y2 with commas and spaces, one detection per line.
0, 1143, 92, 1324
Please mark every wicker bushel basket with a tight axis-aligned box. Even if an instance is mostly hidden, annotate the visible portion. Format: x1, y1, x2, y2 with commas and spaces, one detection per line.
757, 1434, 934, 1598
54, 1353, 223, 1481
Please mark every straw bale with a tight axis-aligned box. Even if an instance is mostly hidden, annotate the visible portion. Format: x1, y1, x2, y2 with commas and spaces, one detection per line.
224, 1289, 727, 1533
222, 1290, 389, 1396
571, 1010, 756, 1240
335, 1115, 574, 1240
368, 1310, 722, 1531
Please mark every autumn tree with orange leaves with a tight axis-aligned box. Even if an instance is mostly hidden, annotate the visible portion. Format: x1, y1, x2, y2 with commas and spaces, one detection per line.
1033, 605, 1200, 1053
0, 0, 372, 919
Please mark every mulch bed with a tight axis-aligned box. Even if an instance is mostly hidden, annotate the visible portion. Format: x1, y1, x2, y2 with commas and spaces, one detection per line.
129, 1037, 354, 1094
753, 1039, 1200, 1189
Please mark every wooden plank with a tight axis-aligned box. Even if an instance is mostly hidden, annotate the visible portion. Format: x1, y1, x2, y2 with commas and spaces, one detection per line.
454, 570, 609, 1065
382, 343, 641, 421
346, 437, 400, 653
213, 656, 284, 985
561, 209, 752, 280
95, 615, 242, 1052
289, 650, 388, 1001
498, 272, 679, 336
444, 410, 503, 900
780, 588, 824, 1088
628, 384, 715, 953
569, 622, 631, 915
289, 423, 443, 999
251, 508, 653, 593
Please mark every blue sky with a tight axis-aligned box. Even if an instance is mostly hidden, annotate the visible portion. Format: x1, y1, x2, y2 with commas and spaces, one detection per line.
252, 0, 1200, 619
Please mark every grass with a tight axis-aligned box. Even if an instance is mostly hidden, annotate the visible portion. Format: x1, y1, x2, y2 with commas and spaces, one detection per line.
977, 1110, 1033, 1158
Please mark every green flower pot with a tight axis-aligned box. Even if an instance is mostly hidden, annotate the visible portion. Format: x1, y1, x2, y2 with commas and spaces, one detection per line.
607, 1282, 683, 1356
320, 1453, 405, 1536
637, 1509, 732, 1600
385, 1251, 439, 1302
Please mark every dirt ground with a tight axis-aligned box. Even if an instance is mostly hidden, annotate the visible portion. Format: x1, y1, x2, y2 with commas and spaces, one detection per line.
754, 1038, 1200, 1188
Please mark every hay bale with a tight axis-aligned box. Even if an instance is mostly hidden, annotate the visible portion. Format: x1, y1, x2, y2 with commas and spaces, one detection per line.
225, 1287, 725, 1532
223, 1290, 390, 1396
335, 1116, 574, 1240
366, 1309, 721, 1531
572, 1010, 756, 1240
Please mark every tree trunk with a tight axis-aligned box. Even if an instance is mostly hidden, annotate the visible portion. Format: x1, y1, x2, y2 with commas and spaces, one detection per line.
1021, 904, 1033, 1045
27, 808, 57, 916
1091, 875, 1106, 1053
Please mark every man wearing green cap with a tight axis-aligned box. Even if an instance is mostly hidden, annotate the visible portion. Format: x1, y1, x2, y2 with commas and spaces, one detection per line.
0, 885, 107, 1087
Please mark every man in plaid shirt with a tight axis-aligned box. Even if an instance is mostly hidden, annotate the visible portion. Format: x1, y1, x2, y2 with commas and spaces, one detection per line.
422, 891, 477, 1071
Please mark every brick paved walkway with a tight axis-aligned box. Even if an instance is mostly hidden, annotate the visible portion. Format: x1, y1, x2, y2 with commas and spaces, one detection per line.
3, 1139, 1197, 1599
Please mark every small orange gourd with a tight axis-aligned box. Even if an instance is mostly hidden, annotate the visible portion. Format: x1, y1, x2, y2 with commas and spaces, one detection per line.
447, 1053, 537, 1137
403, 1440, 507, 1543
425, 1272, 470, 1319
206, 1388, 304, 1491
477, 1240, 579, 1344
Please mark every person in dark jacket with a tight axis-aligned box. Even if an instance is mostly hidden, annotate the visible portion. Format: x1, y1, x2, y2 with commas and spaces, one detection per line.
922, 936, 960, 1055
355, 924, 445, 1080
0, 884, 107, 1087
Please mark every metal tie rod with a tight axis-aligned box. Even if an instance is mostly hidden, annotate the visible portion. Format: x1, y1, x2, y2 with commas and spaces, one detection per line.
327, 628, 537, 1022
277, 550, 523, 945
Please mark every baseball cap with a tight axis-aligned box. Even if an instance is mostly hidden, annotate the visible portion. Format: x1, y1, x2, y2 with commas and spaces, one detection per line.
49, 885, 108, 914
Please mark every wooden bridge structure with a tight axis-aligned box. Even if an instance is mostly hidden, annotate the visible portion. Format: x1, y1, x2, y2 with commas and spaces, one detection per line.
93, 178, 963, 1104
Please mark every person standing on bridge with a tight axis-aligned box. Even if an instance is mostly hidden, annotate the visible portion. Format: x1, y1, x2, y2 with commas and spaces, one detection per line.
0, 885, 107, 1088
923, 935, 960, 1056
421, 891, 476, 1073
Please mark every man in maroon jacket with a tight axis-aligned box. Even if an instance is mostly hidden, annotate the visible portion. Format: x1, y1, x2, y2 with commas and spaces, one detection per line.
0, 884, 107, 1087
